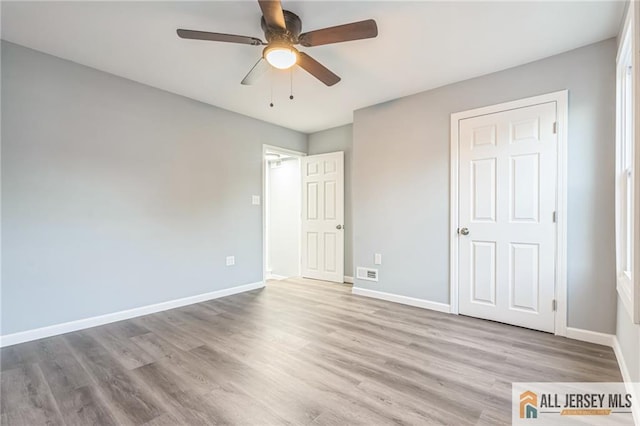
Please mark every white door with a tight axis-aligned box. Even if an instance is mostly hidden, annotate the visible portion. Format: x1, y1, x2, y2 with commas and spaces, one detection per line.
458, 102, 557, 332
301, 152, 344, 283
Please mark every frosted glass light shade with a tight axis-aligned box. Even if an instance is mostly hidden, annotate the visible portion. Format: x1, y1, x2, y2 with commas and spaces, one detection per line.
265, 46, 297, 69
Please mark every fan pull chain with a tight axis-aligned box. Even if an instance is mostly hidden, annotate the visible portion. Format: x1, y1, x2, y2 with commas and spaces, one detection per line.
269, 68, 274, 107
289, 69, 294, 100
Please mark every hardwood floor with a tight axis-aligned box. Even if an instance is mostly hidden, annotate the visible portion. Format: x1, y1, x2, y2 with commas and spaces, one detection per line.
1, 277, 623, 425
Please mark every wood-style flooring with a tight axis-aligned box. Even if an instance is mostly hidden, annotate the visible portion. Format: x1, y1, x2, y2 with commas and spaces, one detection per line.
0, 277, 623, 425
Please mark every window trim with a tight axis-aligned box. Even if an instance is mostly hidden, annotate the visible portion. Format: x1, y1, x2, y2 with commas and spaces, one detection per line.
616, 0, 639, 324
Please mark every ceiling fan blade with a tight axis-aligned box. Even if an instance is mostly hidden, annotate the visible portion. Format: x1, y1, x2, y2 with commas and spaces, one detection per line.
241, 58, 270, 85
298, 19, 378, 47
177, 29, 263, 46
297, 52, 340, 86
258, 0, 286, 30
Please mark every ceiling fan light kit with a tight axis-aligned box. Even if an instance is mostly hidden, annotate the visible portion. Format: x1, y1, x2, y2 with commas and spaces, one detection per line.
177, 0, 378, 87
264, 43, 298, 70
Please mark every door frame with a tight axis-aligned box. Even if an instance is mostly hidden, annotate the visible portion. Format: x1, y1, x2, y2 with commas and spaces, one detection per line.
262, 144, 306, 282
449, 90, 569, 336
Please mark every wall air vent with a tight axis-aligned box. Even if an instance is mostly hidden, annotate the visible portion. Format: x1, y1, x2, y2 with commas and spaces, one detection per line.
356, 267, 378, 282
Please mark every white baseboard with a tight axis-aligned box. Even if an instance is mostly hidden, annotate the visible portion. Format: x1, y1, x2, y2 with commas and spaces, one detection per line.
351, 287, 451, 314
613, 337, 640, 425
344, 276, 354, 284
0, 281, 265, 348
266, 274, 287, 281
565, 327, 615, 347
613, 336, 633, 388
566, 328, 640, 425
540, 327, 640, 424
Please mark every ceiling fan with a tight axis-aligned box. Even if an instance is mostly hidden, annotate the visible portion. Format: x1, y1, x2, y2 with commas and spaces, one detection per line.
177, 0, 378, 87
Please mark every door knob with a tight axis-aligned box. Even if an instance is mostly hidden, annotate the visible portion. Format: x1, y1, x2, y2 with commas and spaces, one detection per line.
459, 227, 469, 236
336, 225, 343, 230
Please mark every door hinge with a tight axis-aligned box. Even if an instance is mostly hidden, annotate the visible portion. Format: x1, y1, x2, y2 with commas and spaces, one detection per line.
552, 299, 557, 311
552, 211, 557, 223
552, 122, 557, 134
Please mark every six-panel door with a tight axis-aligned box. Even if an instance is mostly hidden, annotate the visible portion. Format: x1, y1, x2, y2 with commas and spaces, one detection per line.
458, 102, 557, 332
301, 152, 345, 283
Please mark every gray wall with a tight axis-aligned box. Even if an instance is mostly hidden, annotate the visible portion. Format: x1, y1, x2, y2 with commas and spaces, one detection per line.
308, 124, 353, 277
1, 41, 307, 335
352, 39, 617, 334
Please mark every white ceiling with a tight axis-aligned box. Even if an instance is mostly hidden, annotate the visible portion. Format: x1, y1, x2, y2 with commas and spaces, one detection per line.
1, 1, 625, 133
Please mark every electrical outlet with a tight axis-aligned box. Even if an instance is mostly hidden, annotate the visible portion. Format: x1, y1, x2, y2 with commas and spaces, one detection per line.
252, 195, 261, 205
226, 256, 235, 266
374, 253, 382, 265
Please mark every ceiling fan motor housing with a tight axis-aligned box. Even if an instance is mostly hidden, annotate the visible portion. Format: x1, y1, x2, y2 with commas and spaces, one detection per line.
261, 10, 302, 44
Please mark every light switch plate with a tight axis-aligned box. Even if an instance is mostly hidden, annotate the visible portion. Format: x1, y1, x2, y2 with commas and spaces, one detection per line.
252, 195, 261, 205
374, 253, 382, 265
226, 256, 235, 266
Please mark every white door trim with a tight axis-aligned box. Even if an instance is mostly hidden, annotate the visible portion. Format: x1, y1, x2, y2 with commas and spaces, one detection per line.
449, 90, 569, 336
262, 144, 306, 282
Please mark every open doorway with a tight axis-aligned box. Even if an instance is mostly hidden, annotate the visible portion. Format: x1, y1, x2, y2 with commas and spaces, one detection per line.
263, 145, 305, 282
